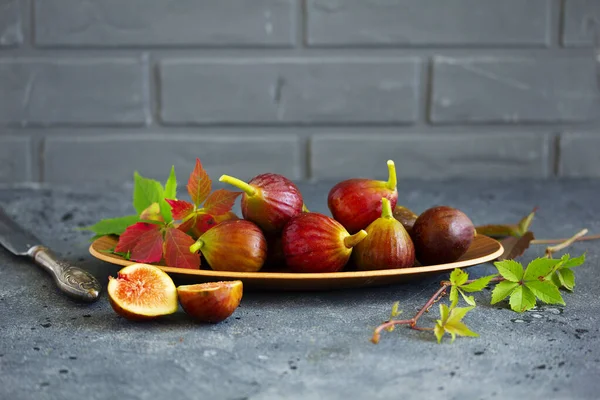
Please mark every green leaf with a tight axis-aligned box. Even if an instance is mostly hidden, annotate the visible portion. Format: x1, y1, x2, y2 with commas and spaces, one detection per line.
439, 303, 450, 324
458, 289, 476, 306
449, 286, 459, 308
491, 281, 519, 304
164, 166, 177, 200
525, 280, 565, 305
552, 272, 562, 288
561, 253, 586, 269
133, 172, 165, 215
390, 301, 401, 318
460, 274, 498, 292
434, 322, 445, 344
523, 258, 561, 282
444, 321, 479, 340
494, 260, 524, 282
80, 215, 139, 236
517, 208, 537, 236
450, 268, 469, 286
509, 285, 536, 313
435, 305, 478, 343
556, 268, 575, 291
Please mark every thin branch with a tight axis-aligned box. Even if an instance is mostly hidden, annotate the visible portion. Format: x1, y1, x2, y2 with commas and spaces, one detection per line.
532, 233, 600, 245
371, 284, 448, 343
545, 229, 589, 258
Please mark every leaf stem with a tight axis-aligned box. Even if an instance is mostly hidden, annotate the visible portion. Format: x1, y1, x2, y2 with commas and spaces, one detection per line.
545, 229, 589, 258
371, 284, 448, 343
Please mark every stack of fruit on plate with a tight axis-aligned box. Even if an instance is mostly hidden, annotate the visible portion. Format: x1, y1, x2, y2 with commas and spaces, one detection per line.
106, 159, 477, 323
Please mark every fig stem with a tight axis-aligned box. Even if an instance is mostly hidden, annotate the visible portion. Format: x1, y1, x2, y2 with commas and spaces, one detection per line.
386, 160, 397, 191
302, 204, 310, 213
343, 230, 368, 248
219, 175, 257, 197
381, 198, 393, 219
189, 239, 204, 254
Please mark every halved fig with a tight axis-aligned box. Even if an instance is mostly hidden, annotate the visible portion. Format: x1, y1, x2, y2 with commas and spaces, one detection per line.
177, 280, 243, 323
107, 263, 178, 321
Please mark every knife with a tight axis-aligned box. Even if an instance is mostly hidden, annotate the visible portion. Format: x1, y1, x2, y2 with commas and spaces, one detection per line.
0, 206, 101, 302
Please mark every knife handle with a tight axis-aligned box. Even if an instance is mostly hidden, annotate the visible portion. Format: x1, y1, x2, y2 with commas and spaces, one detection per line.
27, 246, 101, 302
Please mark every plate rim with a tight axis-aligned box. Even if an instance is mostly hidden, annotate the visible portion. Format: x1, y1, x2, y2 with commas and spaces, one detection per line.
89, 234, 504, 281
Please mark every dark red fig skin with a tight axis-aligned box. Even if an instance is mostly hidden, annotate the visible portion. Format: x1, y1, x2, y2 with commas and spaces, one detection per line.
392, 205, 418, 236
411, 206, 475, 266
221, 173, 303, 234
282, 213, 366, 273
353, 199, 415, 270
193, 220, 267, 272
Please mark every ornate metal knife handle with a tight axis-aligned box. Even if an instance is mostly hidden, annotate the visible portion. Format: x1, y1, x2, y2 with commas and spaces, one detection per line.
27, 246, 101, 302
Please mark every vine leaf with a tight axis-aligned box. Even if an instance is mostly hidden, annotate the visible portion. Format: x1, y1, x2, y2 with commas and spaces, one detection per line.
434, 304, 478, 344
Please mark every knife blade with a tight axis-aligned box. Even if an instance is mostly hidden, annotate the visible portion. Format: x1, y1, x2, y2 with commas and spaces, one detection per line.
0, 206, 101, 302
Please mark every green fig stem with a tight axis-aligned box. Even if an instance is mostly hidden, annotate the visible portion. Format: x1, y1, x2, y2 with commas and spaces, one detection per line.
219, 175, 257, 197
343, 230, 368, 248
302, 204, 310, 213
189, 239, 204, 254
381, 198, 393, 219
386, 160, 397, 191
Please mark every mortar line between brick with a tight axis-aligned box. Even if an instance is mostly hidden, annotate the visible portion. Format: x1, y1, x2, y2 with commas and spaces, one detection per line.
298, 0, 307, 49
553, 133, 562, 177
550, 0, 563, 48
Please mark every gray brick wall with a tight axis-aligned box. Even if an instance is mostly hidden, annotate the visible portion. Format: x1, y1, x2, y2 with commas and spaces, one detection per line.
0, 0, 599, 185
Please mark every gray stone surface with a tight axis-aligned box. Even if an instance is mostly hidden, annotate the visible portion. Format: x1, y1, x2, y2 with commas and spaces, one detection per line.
430, 56, 600, 124
559, 132, 600, 177
0, 58, 149, 126
307, 0, 549, 47
311, 133, 552, 179
0, 0, 21, 47
0, 136, 31, 183
44, 133, 302, 184
0, 180, 599, 400
34, 0, 294, 47
159, 59, 420, 124
562, 0, 600, 46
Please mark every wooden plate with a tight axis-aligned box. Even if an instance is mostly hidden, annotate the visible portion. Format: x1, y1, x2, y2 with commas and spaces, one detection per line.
89, 235, 503, 291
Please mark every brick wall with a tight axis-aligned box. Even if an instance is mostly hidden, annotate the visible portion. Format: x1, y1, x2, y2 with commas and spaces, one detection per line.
1, 0, 599, 185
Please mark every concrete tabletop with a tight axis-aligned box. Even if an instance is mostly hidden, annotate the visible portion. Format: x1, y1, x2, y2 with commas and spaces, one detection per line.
1, 180, 599, 400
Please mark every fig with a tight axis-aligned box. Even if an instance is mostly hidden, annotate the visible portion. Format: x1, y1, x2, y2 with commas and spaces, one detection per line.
189, 220, 267, 272
392, 205, 418, 235
411, 206, 476, 265
353, 198, 415, 270
282, 212, 368, 273
177, 280, 243, 323
327, 160, 398, 233
264, 234, 286, 268
219, 173, 303, 234
107, 263, 178, 321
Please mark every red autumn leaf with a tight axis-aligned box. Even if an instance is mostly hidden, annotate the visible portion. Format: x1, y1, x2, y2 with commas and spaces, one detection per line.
164, 228, 200, 270
115, 222, 158, 253
166, 199, 194, 220
203, 189, 241, 216
187, 158, 211, 206
176, 217, 195, 235
130, 228, 164, 263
